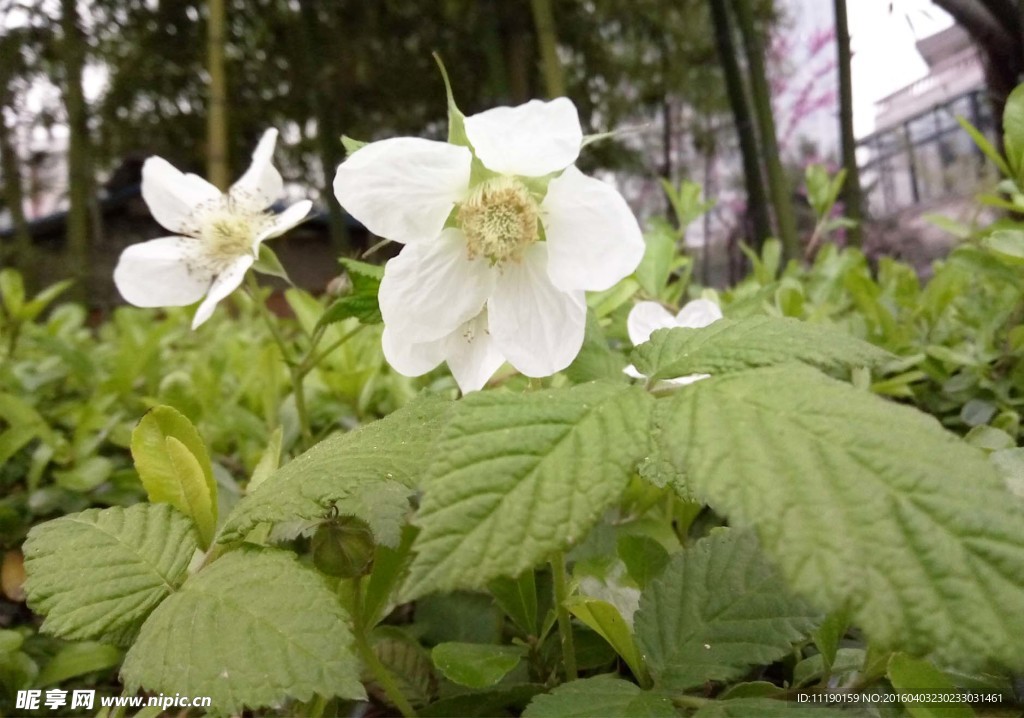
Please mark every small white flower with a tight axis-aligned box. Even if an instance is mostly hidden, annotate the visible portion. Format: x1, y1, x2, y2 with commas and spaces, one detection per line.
333, 98, 645, 392
624, 298, 723, 385
114, 129, 312, 328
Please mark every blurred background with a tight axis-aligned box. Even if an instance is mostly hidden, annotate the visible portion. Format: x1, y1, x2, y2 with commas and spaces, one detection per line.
0, 0, 1017, 304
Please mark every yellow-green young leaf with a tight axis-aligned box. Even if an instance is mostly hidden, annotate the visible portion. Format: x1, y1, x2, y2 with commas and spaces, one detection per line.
218, 394, 453, 547
565, 598, 648, 686
657, 365, 1024, 671
634, 529, 818, 690
402, 382, 653, 599
131, 406, 216, 547
522, 676, 676, 718
631, 317, 892, 381
36, 642, 122, 686
122, 547, 365, 713
23, 505, 198, 646
431, 643, 523, 689
1003, 84, 1024, 179
887, 654, 974, 718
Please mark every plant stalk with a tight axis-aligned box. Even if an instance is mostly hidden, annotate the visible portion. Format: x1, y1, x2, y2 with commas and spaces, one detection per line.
550, 551, 578, 681
351, 577, 417, 717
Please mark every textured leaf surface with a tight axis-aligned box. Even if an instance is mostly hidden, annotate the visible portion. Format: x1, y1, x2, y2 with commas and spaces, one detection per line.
522, 676, 675, 718
631, 317, 892, 380
319, 258, 384, 326
403, 382, 652, 598
23, 504, 198, 646
635, 529, 818, 690
219, 394, 453, 546
658, 365, 1024, 670
122, 547, 364, 712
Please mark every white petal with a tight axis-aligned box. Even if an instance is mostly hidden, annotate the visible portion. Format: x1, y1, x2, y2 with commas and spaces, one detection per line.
378, 228, 495, 343
381, 326, 447, 377
333, 137, 471, 244
257, 200, 313, 243
664, 374, 711, 386
465, 98, 583, 177
230, 129, 283, 211
488, 243, 585, 377
443, 312, 505, 393
674, 298, 723, 328
141, 157, 221, 235
627, 301, 677, 346
623, 364, 645, 380
114, 236, 212, 308
542, 166, 645, 292
191, 255, 253, 329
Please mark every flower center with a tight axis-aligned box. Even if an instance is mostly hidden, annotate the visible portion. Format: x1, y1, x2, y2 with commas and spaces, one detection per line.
459, 177, 539, 265
198, 209, 269, 266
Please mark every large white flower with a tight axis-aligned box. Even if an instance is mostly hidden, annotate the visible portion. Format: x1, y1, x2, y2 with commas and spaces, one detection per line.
624, 298, 723, 385
114, 129, 312, 328
333, 98, 644, 392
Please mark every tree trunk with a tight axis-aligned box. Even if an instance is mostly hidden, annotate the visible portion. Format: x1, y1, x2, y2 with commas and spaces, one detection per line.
207, 0, 229, 190
833, 0, 863, 246
707, 0, 772, 250
529, 0, 565, 98
0, 80, 32, 281
60, 0, 93, 299
732, 0, 799, 260
298, 0, 348, 253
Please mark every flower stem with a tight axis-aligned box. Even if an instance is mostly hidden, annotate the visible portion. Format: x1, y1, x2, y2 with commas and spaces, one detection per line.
297, 323, 366, 378
350, 577, 417, 717
550, 550, 578, 681
244, 273, 313, 449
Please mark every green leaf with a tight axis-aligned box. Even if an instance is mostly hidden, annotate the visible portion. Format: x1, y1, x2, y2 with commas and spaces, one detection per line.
131, 406, 217, 547
956, 116, 1010, 177
319, 258, 384, 327
0, 268, 25, 317
23, 504, 198, 646
219, 394, 453, 547
1002, 83, 1024, 179
982, 229, 1024, 265
362, 525, 418, 631
887, 654, 974, 718
522, 676, 676, 718
371, 627, 437, 707
252, 243, 293, 284
488, 571, 538, 636
617, 534, 669, 589
565, 598, 649, 686
656, 365, 1024, 671
36, 642, 122, 686
631, 317, 892, 381
122, 547, 365, 712
341, 135, 368, 155
431, 642, 523, 689
403, 382, 653, 598
248, 426, 283, 490
635, 225, 676, 297
565, 313, 628, 384
693, 698, 851, 717
634, 529, 817, 690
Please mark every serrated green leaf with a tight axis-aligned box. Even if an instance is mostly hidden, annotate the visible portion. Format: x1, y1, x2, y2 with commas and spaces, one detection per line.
565, 598, 648, 686
632, 317, 892, 380
887, 654, 974, 718
219, 394, 453, 547
617, 534, 669, 589
956, 116, 1010, 178
522, 676, 676, 718
635, 529, 817, 690
657, 365, 1024, 671
403, 382, 653, 598
131, 406, 217, 547
23, 504, 198, 646
36, 642, 122, 686
693, 698, 851, 717
431, 642, 523, 688
370, 626, 437, 707
319, 258, 384, 327
122, 547, 364, 712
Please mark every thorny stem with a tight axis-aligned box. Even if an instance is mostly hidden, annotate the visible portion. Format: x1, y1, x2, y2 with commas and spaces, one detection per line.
350, 576, 418, 717
245, 273, 313, 449
550, 550, 578, 681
